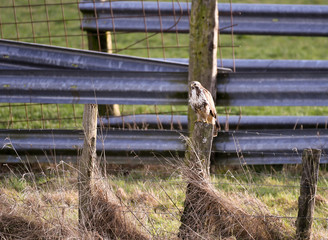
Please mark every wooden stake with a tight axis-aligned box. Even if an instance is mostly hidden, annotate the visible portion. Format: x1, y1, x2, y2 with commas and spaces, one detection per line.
179, 0, 218, 236
85, 0, 119, 175
78, 104, 98, 226
179, 122, 214, 238
186, 122, 214, 176
296, 148, 321, 240
187, 0, 218, 133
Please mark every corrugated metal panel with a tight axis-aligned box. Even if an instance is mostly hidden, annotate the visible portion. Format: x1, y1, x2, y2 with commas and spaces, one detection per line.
0, 70, 188, 105
0, 39, 189, 72
1, 40, 327, 73
214, 129, 328, 165
0, 129, 185, 164
1, 70, 328, 106
79, 1, 328, 36
1, 129, 327, 165
217, 72, 328, 106
99, 115, 328, 130
168, 59, 328, 72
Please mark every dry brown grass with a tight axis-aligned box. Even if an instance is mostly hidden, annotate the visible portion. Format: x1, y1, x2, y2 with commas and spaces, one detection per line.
0, 214, 49, 240
178, 167, 294, 239
0, 167, 151, 240
178, 136, 294, 240
82, 174, 151, 240
0, 185, 78, 239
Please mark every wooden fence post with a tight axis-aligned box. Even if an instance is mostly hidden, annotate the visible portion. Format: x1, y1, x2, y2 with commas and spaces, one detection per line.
186, 122, 214, 175
179, 0, 218, 237
78, 104, 98, 226
179, 122, 214, 238
84, 0, 120, 176
187, 0, 218, 134
296, 148, 321, 240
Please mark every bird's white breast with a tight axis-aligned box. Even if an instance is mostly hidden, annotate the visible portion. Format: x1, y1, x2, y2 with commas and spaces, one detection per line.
189, 88, 208, 109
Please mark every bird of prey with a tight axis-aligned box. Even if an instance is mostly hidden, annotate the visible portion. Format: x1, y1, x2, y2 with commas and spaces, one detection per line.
189, 81, 219, 136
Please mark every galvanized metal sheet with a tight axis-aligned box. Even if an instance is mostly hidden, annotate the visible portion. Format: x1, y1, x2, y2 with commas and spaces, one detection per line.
1, 129, 327, 165
1, 40, 327, 74
79, 1, 328, 36
0, 70, 188, 105
99, 115, 328, 130
0, 129, 185, 164
217, 72, 328, 106
1, 70, 328, 106
0, 39, 188, 72
214, 129, 328, 165
168, 59, 328, 73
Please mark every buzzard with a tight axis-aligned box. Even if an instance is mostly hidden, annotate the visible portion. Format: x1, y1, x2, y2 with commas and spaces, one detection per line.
189, 81, 219, 136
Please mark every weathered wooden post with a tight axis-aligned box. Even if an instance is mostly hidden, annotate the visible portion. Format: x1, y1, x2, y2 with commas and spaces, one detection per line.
78, 0, 122, 226
78, 104, 98, 226
296, 148, 321, 240
179, 122, 214, 238
187, 0, 218, 134
179, 0, 218, 237
188, 122, 215, 175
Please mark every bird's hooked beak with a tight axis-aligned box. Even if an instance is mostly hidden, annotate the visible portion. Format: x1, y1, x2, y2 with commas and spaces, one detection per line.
190, 82, 196, 90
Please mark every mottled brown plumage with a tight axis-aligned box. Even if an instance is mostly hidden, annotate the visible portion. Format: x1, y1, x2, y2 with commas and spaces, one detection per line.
189, 81, 219, 136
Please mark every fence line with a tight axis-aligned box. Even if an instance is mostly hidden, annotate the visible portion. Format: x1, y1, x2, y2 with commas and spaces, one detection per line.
98, 114, 328, 130
0, 39, 188, 71
2, 69, 328, 106
1, 128, 328, 165
79, 2, 328, 36
0, 3, 327, 165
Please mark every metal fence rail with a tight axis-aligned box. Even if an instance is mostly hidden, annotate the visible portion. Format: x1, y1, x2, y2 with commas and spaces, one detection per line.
217, 72, 328, 106
1, 129, 327, 165
1, 70, 328, 106
169, 59, 328, 72
1, 40, 327, 73
79, 1, 328, 36
100, 115, 328, 130
0, 70, 187, 105
1, 41, 328, 165
0, 39, 189, 72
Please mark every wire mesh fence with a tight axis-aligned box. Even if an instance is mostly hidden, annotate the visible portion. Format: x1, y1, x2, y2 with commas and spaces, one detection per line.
0, 0, 192, 130
0, 0, 84, 129
1, 0, 328, 131
0, 0, 86, 48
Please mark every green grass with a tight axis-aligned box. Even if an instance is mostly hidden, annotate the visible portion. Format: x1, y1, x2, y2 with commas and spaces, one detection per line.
0, 0, 327, 129
0, 103, 84, 129
0, 0, 86, 49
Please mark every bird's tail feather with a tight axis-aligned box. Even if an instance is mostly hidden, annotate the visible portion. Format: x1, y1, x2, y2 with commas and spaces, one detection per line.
213, 120, 220, 137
